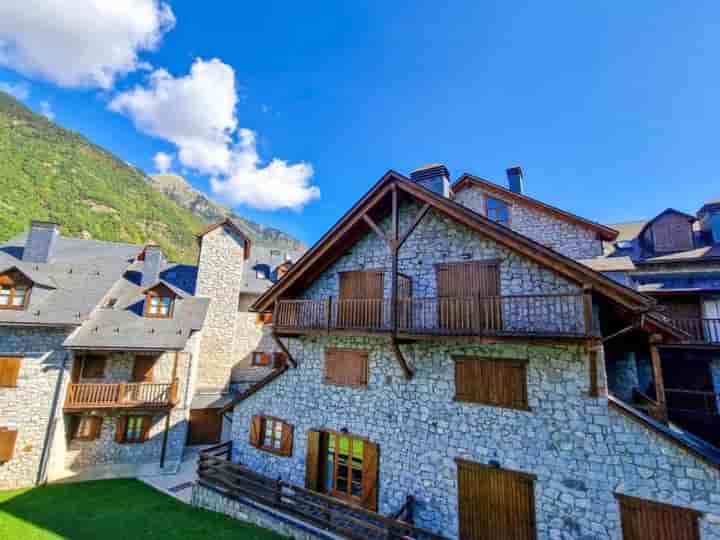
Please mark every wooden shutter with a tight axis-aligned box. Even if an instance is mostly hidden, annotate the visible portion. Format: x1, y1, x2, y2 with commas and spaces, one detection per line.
115, 416, 128, 443
338, 270, 384, 328
455, 357, 528, 410
436, 261, 501, 331
457, 460, 536, 540
305, 429, 321, 490
140, 416, 152, 442
0, 428, 18, 462
324, 349, 368, 387
617, 494, 701, 540
361, 440, 379, 511
81, 355, 106, 379
90, 416, 103, 440
0, 357, 21, 387
132, 356, 155, 382
249, 415, 263, 447
280, 422, 294, 456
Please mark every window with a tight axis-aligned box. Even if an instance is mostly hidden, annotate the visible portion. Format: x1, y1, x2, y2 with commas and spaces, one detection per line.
486, 197, 509, 226
616, 494, 701, 540
145, 295, 173, 317
249, 415, 293, 456
116, 415, 150, 444
252, 352, 272, 366
0, 272, 31, 310
324, 349, 368, 387
0, 427, 18, 462
72, 416, 102, 441
0, 357, 21, 387
305, 430, 379, 511
80, 355, 106, 379
455, 357, 529, 410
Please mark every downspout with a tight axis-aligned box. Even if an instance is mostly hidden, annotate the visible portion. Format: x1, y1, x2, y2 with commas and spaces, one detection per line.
36, 350, 69, 485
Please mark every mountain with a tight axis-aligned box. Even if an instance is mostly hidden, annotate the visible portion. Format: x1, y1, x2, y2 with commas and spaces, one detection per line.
0, 90, 305, 262
148, 174, 306, 250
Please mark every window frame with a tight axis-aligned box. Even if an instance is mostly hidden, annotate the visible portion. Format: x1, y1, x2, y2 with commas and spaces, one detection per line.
323, 348, 369, 388
485, 196, 511, 226
144, 291, 174, 318
79, 354, 107, 380
251, 351, 272, 367
72, 415, 102, 441
454, 356, 530, 411
122, 415, 149, 444
0, 272, 32, 311
250, 415, 293, 457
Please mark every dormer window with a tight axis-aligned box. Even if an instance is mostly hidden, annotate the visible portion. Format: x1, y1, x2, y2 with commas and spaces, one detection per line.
486, 197, 510, 226
0, 272, 31, 310
143, 284, 176, 318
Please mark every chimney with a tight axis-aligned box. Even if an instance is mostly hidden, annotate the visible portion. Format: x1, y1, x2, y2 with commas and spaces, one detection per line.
23, 221, 60, 263
141, 244, 165, 287
410, 164, 452, 198
506, 166, 524, 194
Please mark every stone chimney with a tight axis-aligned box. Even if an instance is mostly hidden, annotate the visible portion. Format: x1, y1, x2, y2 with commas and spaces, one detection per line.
141, 244, 165, 287
506, 166, 524, 194
410, 164, 451, 198
23, 221, 60, 263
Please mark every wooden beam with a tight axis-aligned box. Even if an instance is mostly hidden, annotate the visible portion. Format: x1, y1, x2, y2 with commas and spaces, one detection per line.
587, 340, 601, 398
649, 333, 668, 423
389, 336, 414, 379
271, 332, 297, 368
398, 203, 430, 248
391, 185, 399, 241
362, 214, 391, 248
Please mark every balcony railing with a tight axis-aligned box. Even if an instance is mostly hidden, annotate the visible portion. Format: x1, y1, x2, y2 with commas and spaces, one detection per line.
275, 293, 589, 337
670, 318, 720, 344
64, 380, 178, 410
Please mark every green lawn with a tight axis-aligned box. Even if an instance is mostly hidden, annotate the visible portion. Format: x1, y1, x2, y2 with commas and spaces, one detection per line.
0, 479, 286, 540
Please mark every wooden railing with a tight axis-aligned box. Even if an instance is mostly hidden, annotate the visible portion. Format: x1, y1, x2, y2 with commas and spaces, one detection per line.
65, 379, 178, 409
275, 292, 589, 337
665, 388, 719, 414
197, 451, 447, 540
671, 318, 720, 344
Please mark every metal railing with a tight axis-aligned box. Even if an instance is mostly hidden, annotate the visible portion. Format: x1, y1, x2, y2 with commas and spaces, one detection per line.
275, 292, 588, 337
671, 318, 720, 344
64, 380, 178, 409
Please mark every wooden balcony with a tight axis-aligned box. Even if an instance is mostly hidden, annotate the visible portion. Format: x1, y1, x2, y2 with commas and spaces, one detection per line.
670, 318, 720, 345
275, 293, 591, 339
64, 380, 179, 410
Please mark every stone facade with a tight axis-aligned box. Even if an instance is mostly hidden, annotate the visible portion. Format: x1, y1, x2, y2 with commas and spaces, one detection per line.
0, 326, 71, 489
231, 335, 720, 539
454, 186, 603, 259
196, 225, 251, 390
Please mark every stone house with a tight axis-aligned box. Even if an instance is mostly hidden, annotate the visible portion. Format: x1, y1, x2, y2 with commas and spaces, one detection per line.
582, 202, 720, 447
194, 166, 720, 540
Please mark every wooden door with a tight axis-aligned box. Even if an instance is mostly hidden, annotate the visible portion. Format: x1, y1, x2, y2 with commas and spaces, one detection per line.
436, 261, 501, 332
187, 409, 222, 445
617, 494, 700, 540
457, 460, 536, 540
338, 271, 384, 328
132, 355, 156, 382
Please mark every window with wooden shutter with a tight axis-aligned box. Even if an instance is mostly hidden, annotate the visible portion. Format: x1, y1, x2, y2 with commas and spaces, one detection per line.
71, 415, 102, 441
457, 459, 536, 540
249, 415, 293, 457
117, 415, 151, 444
251, 352, 273, 367
455, 357, 529, 410
0, 428, 18, 462
324, 349, 368, 387
80, 354, 106, 380
132, 355, 155, 382
0, 357, 21, 387
0, 271, 32, 310
617, 494, 701, 540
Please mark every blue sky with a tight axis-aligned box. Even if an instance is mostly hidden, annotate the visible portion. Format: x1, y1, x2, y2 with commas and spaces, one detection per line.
1, 1, 719, 245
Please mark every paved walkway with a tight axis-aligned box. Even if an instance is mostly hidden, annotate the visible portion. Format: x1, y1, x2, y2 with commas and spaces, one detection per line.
138, 451, 200, 503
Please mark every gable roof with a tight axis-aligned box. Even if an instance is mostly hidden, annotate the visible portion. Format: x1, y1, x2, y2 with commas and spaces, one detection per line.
452, 174, 619, 241
637, 208, 696, 239
252, 171, 654, 314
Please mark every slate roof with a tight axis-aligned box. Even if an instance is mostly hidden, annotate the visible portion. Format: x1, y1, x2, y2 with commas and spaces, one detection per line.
243, 243, 305, 295
0, 235, 140, 326
64, 260, 209, 351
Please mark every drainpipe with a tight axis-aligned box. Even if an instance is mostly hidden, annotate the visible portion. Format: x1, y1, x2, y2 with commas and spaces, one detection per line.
36, 350, 69, 485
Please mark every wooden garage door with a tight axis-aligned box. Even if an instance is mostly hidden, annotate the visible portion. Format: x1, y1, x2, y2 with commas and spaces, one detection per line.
617, 494, 700, 540
187, 409, 222, 446
457, 460, 536, 540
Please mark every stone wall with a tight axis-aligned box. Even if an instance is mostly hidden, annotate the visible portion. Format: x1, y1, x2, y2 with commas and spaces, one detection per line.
454, 186, 603, 259
0, 326, 71, 489
231, 336, 720, 540
196, 225, 248, 390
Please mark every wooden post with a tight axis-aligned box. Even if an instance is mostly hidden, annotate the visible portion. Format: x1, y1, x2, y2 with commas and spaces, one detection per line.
117, 382, 125, 405
587, 340, 600, 398
582, 285, 594, 336
390, 185, 400, 334
326, 296, 333, 332
649, 333, 668, 422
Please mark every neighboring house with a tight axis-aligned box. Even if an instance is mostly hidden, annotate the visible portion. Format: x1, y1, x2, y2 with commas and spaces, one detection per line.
0, 219, 302, 488
582, 201, 720, 446
195, 166, 720, 540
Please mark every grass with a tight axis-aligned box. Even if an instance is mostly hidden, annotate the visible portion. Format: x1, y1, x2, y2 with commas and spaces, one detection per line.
0, 479, 286, 540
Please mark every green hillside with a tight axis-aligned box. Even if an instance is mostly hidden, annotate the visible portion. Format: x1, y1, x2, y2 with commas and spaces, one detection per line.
0, 91, 205, 262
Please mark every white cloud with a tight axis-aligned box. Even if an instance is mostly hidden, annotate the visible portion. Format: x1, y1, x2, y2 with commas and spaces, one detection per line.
153, 151, 173, 173
110, 58, 319, 210
211, 129, 319, 211
0, 80, 29, 100
0, 0, 174, 89
39, 100, 54, 120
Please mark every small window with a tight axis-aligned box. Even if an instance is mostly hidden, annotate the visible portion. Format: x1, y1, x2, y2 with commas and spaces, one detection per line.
0, 357, 22, 387
251, 352, 272, 366
117, 416, 149, 444
256, 312, 273, 325
80, 355, 106, 379
454, 357, 529, 410
146, 295, 173, 317
0, 427, 18, 462
486, 197, 510, 226
72, 416, 102, 441
324, 349, 368, 387
0, 272, 31, 310
249, 415, 293, 456
256, 269, 267, 279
